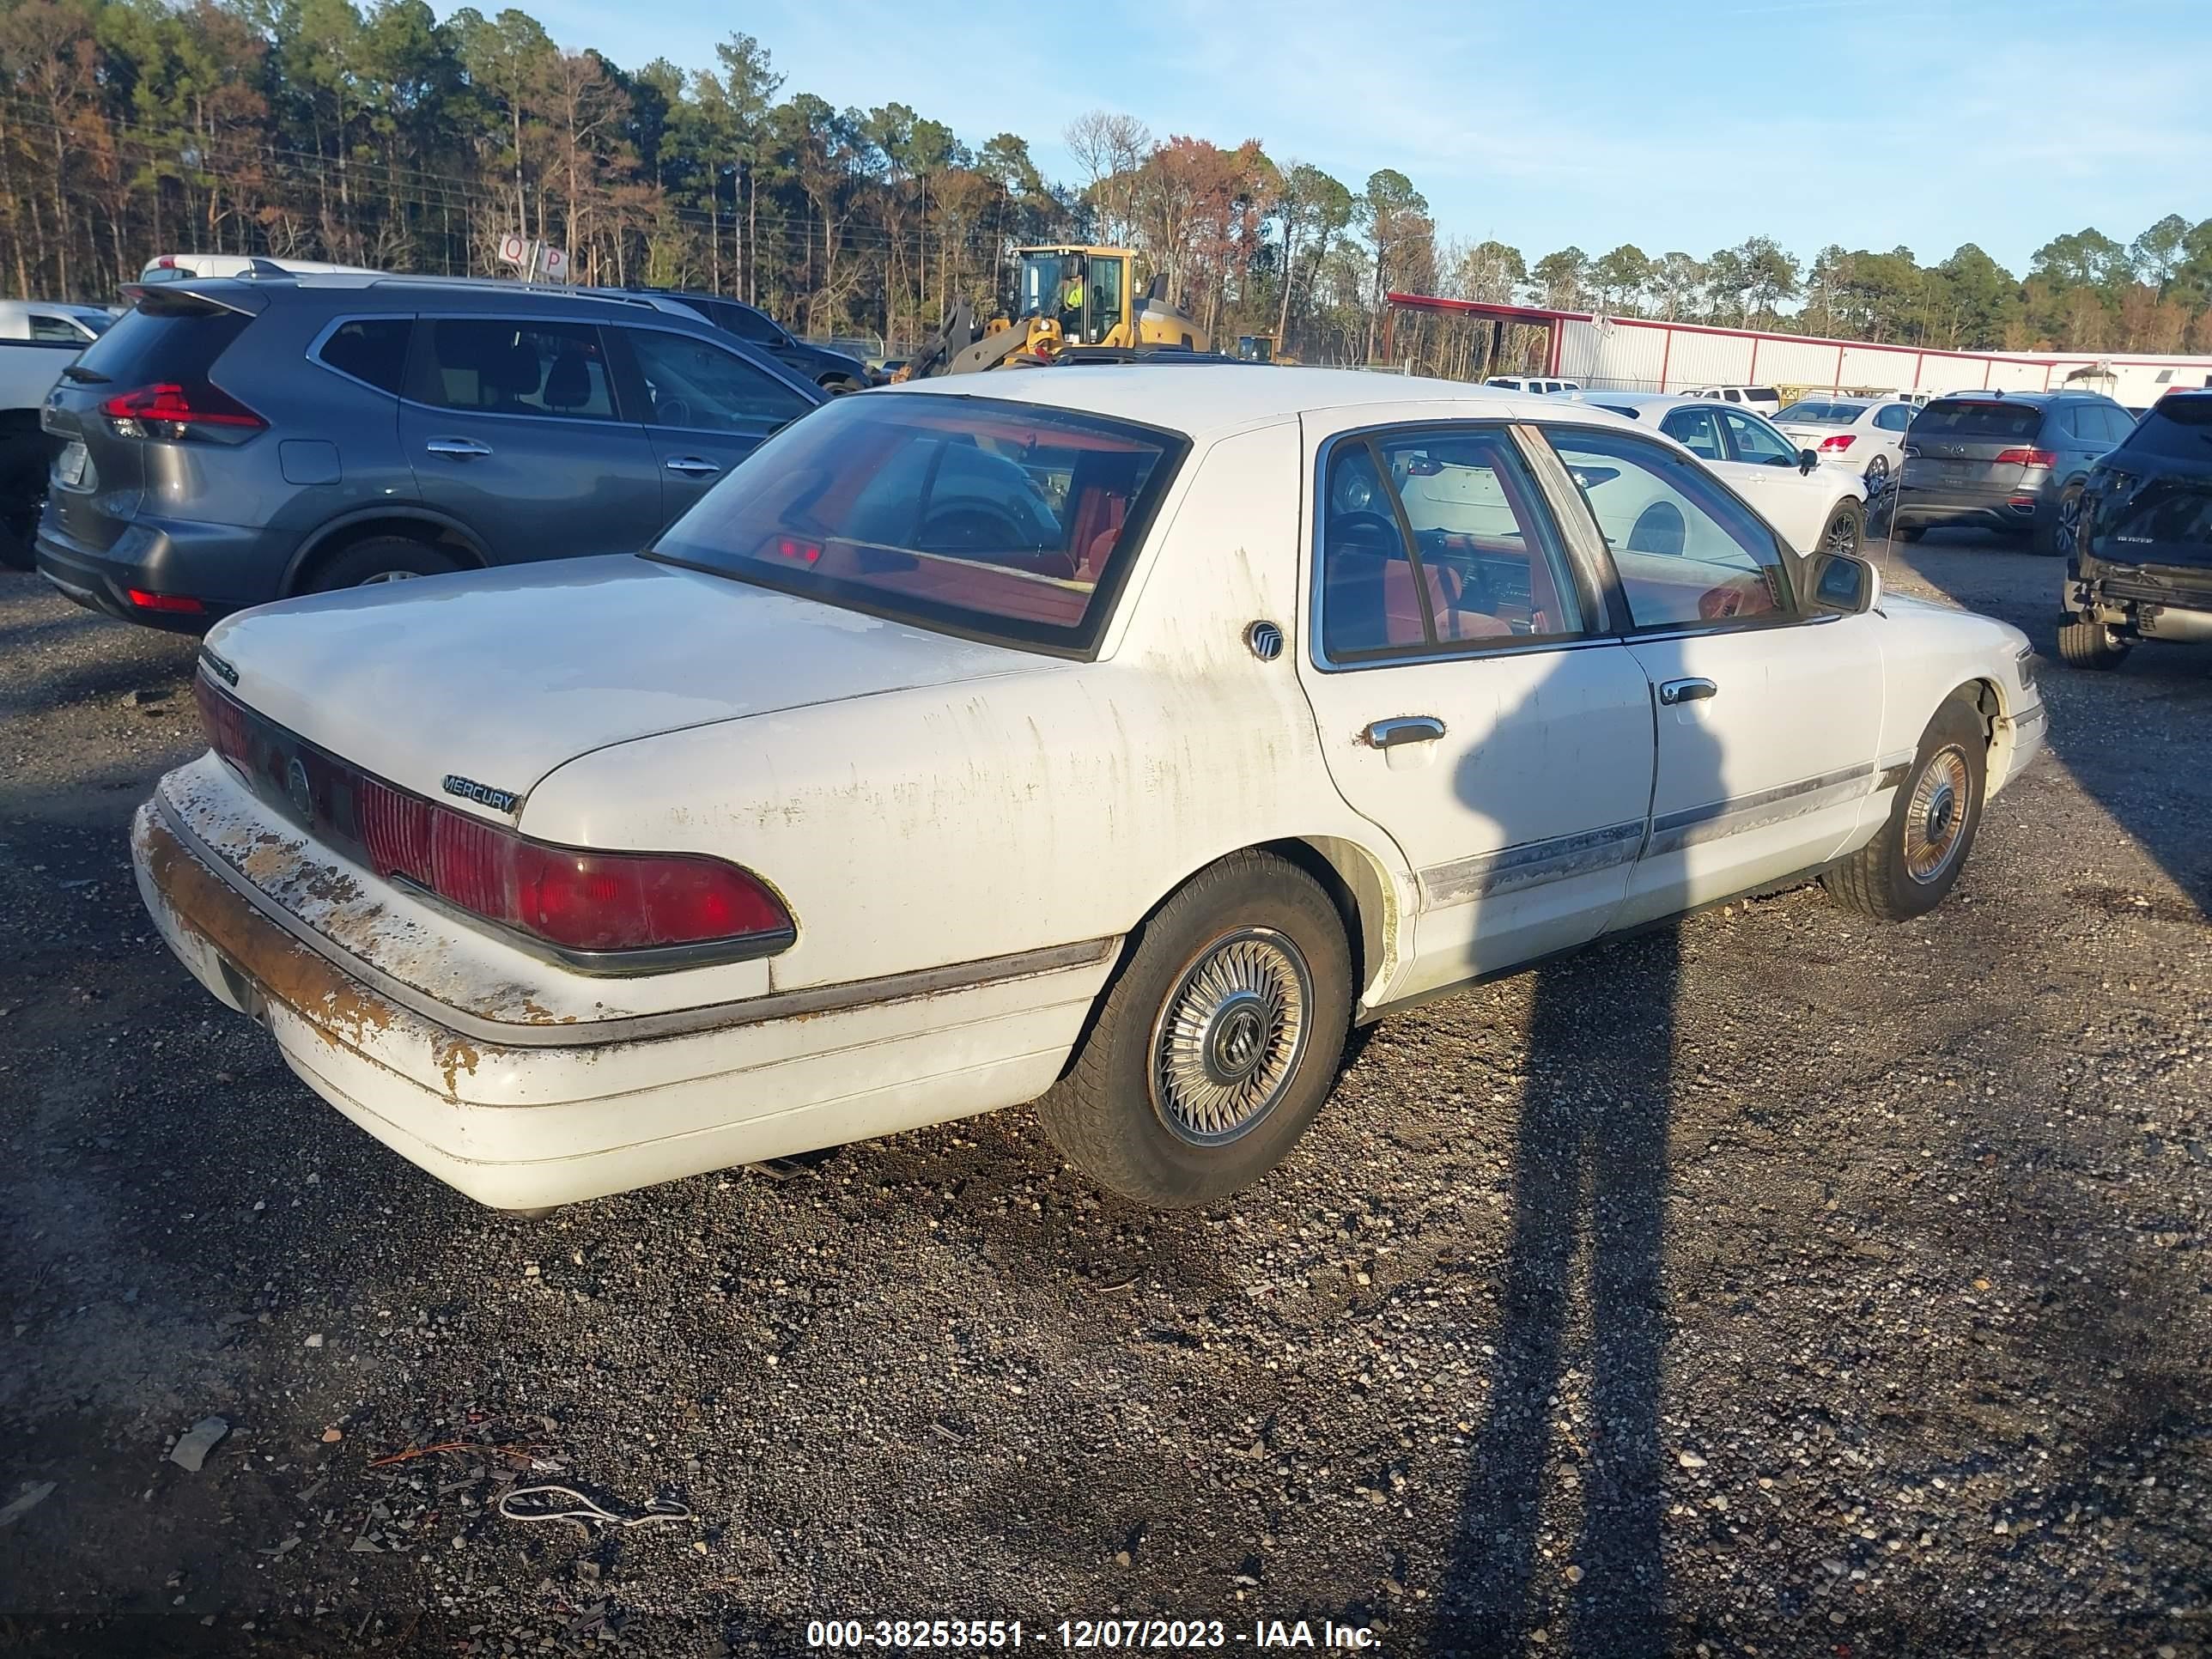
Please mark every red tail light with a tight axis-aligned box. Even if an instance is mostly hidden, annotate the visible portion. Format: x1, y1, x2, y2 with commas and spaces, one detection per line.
100, 382, 266, 443
128, 587, 206, 614
1819, 434, 1856, 453
773, 536, 823, 565
198, 675, 793, 964
1993, 447, 2056, 467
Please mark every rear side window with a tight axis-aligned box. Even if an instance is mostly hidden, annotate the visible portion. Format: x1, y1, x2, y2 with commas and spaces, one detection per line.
1316, 426, 1587, 659
1913, 399, 2043, 441
1874, 404, 1912, 431
27, 312, 89, 343
411, 319, 615, 420
315, 318, 412, 395
711, 303, 785, 344
73, 300, 250, 387
647, 392, 1183, 656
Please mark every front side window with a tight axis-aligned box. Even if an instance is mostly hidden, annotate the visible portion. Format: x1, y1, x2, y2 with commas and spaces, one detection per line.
626, 330, 812, 429
411, 319, 616, 420
316, 317, 413, 394
647, 392, 1182, 655
1317, 426, 1586, 660
28, 313, 88, 343
1546, 426, 1796, 631
1084, 257, 1124, 344
711, 302, 786, 344
1720, 407, 1799, 466
1658, 404, 1724, 460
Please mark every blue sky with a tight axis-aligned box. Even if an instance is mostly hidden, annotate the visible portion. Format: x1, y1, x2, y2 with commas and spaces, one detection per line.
477, 0, 2212, 277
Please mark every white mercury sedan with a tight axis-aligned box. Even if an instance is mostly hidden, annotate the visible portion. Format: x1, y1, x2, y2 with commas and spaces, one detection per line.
132, 368, 2045, 1212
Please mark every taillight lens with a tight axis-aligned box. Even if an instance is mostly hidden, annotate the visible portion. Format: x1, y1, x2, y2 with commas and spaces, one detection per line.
1819, 434, 1856, 452
100, 381, 266, 444
196, 675, 793, 963
1993, 447, 2056, 467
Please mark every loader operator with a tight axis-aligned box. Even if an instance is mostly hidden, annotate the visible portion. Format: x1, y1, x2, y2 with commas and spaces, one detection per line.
1058, 270, 1087, 343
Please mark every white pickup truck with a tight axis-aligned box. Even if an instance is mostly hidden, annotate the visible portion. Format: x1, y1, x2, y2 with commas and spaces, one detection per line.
0, 298, 114, 568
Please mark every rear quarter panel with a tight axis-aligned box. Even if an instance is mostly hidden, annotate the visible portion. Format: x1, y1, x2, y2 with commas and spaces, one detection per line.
520, 421, 1413, 995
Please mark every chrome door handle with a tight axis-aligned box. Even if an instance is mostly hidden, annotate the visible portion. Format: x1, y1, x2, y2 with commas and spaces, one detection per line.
1658, 678, 1718, 705
1363, 715, 1446, 749
663, 456, 722, 477
424, 437, 493, 459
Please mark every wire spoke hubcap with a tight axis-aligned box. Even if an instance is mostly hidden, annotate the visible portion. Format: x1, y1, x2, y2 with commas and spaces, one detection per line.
1903, 747, 1971, 884
1151, 927, 1312, 1146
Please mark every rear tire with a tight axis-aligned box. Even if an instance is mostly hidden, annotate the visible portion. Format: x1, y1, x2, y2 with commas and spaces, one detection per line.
2033, 485, 2081, 557
304, 536, 465, 592
1893, 523, 1924, 544
1822, 696, 1985, 922
2057, 614, 2129, 671
1037, 852, 1353, 1207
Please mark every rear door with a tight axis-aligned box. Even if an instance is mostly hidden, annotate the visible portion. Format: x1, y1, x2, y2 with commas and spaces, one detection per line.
400, 314, 660, 567
608, 325, 821, 530
1293, 410, 1656, 1000
1671, 403, 1836, 553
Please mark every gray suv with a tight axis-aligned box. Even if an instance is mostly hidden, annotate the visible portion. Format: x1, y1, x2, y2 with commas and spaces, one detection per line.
33, 273, 824, 629
1893, 390, 2135, 554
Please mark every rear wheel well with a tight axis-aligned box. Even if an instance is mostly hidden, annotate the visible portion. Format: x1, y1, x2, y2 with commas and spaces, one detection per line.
289, 519, 485, 595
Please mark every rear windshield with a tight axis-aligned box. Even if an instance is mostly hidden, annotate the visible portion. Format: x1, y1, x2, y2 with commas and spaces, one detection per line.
74, 299, 250, 386
647, 392, 1186, 655
1776, 402, 1865, 423
1913, 399, 2043, 441
2121, 394, 2212, 460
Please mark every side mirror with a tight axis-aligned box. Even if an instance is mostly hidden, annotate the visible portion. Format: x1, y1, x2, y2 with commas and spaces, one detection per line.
1798, 447, 1820, 474
1814, 550, 1881, 614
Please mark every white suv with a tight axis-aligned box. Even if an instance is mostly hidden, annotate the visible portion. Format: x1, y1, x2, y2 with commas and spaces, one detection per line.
1681, 385, 1783, 419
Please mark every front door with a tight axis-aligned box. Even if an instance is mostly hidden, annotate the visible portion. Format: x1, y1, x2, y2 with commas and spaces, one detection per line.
612, 325, 820, 531
1540, 422, 1887, 927
401, 314, 660, 566
1293, 415, 1656, 1001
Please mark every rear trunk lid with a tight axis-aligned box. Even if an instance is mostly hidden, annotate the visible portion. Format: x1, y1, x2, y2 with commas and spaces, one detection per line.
40, 284, 262, 551
1901, 397, 2048, 495
200, 555, 1059, 806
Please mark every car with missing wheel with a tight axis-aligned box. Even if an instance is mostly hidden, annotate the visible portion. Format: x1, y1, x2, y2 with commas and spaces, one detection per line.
2058, 389, 2212, 671
131, 368, 2045, 1212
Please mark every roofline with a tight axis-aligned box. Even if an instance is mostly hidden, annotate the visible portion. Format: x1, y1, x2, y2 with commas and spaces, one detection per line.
1386, 289, 2212, 372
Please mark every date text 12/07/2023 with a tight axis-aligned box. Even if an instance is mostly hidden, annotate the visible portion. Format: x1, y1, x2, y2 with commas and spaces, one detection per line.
804, 1619, 1382, 1650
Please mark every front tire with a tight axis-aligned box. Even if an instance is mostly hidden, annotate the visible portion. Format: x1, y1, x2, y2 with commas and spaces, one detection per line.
2057, 614, 2129, 671
1037, 852, 1353, 1206
1821, 498, 1865, 560
1823, 696, 1985, 922
1893, 522, 1925, 544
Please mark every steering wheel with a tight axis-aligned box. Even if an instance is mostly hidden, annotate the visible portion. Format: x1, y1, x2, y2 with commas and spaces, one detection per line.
655, 396, 692, 428
1326, 510, 1401, 553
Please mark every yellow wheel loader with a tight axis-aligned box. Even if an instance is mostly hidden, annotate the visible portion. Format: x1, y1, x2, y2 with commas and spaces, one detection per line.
896, 246, 1210, 380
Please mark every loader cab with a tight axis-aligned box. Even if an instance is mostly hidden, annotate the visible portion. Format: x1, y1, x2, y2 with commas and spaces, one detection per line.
1017, 246, 1131, 347
1237, 334, 1276, 363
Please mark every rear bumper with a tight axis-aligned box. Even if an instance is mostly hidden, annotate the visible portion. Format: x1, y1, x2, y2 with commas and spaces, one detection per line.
2069, 563, 2212, 641
33, 509, 283, 630
131, 796, 1111, 1210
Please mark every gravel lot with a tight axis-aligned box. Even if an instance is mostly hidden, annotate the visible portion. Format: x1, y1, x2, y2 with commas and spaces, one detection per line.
1, 533, 2207, 1659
